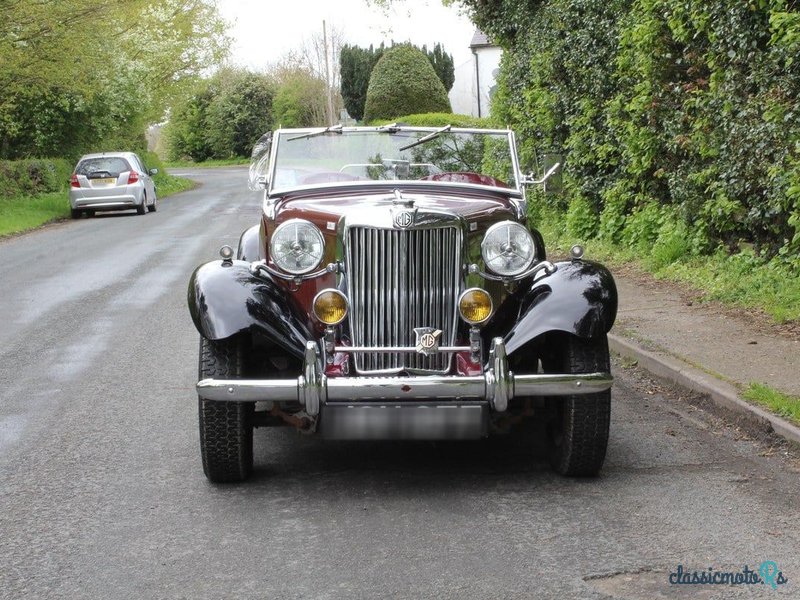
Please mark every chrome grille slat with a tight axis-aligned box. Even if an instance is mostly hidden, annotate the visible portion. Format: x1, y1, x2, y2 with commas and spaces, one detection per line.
347, 225, 461, 374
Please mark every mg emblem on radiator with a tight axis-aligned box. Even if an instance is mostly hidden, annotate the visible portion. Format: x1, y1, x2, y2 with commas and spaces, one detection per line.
394, 210, 413, 228
414, 327, 443, 356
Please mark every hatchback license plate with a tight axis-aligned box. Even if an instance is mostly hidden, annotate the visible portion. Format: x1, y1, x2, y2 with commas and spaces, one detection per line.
93, 177, 116, 185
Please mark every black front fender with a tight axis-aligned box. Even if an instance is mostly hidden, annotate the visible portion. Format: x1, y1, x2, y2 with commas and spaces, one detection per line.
188, 260, 312, 360
504, 260, 617, 356
237, 224, 262, 262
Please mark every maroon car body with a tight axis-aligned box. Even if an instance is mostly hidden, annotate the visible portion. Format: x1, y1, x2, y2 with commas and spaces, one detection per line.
188, 126, 617, 483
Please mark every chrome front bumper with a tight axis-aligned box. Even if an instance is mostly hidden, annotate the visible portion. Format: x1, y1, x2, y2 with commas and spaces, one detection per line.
196, 338, 613, 417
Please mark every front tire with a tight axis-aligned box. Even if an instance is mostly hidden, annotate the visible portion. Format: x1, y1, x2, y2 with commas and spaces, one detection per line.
198, 337, 254, 483
545, 334, 611, 477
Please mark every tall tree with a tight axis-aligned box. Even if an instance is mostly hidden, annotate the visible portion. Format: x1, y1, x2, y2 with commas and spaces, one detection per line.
425, 43, 455, 92
272, 68, 329, 128
0, 0, 229, 158
280, 23, 346, 124
339, 44, 385, 121
166, 69, 275, 161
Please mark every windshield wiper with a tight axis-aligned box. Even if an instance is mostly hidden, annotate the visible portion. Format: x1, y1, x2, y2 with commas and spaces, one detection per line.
398, 124, 451, 151
287, 124, 343, 142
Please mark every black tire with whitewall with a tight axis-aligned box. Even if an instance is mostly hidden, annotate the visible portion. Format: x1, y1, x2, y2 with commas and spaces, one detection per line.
198, 336, 254, 483
545, 334, 611, 477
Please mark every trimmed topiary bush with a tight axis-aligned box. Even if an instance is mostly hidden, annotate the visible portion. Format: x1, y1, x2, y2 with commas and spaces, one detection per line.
363, 46, 452, 123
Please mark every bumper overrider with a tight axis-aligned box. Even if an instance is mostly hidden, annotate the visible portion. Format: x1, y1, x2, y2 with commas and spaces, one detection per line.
196, 338, 613, 438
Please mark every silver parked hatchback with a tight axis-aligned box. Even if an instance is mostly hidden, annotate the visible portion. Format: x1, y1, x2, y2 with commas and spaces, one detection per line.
69, 152, 158, 218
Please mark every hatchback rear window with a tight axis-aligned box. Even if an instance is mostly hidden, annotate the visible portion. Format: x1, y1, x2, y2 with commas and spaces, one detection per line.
76, 157, 131, 177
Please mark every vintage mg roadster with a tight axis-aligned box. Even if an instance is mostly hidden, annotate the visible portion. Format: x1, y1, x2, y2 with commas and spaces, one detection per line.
188, 125, 617, 482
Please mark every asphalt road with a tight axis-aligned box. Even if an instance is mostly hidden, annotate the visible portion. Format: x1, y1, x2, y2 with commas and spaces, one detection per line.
1, 167, 798, 599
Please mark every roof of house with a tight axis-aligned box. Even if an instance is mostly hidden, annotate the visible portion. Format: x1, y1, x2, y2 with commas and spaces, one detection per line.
469, 29, 495, 49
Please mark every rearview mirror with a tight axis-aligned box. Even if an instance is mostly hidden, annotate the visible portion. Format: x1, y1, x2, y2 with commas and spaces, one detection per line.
542, 153, 562, 194
523, 161, 561, 187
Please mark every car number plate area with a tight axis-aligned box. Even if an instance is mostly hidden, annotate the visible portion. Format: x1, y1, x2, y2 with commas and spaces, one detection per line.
320, 402, 488, 440
91, 177, 117, 186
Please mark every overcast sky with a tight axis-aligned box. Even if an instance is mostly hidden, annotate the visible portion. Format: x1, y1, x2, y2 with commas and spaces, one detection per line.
215, 0, 478, 71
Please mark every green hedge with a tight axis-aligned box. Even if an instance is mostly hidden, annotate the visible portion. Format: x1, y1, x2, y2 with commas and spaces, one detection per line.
0, 152, 175, 201
461, 0, 800, 272
0, 158, 73, 198
372, 113, 497, 128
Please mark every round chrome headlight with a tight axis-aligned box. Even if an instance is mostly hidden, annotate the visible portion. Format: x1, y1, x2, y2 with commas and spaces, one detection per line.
481, 221, 536, 277
270, 219, 325, 275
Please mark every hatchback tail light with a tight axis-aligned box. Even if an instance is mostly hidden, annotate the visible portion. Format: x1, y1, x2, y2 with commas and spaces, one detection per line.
70, 174, 80, 188
127, 171, 140, 185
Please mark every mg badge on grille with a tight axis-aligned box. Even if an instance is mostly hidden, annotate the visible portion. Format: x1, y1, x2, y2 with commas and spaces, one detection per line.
414, 327, 443, 356
394, 210, 413, 228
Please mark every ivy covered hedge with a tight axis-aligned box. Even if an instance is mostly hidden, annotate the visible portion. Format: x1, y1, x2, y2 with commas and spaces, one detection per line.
460, 0, 800, 270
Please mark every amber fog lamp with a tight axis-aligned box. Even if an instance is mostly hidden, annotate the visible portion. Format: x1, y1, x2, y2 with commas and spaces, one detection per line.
458, 288, 493, 325
313, 289, 348, 325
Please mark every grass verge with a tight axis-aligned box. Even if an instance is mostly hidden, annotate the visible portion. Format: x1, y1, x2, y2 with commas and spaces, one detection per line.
0, 192, 67, 237
743, 383, 800, 425
0, 172, 194, 238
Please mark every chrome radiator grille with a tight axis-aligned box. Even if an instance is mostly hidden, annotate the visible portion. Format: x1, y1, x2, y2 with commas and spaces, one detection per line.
346, 226, 462, 374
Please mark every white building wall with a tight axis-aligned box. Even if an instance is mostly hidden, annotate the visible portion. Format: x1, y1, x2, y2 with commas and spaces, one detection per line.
449, 58, 475, 116
475, 46, 502, 118
448, 46, 503, 118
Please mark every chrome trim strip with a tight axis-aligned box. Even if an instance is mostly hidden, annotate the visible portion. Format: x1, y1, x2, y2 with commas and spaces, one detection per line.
269, 180, 525, 199
468, 260, 557, 283
250, 259, 337, 282
334, 346, 471, 354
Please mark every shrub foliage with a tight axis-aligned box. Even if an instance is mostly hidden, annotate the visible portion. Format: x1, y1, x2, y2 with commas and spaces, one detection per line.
0, 159, 73, 198
166, 68, 275, 161
459, 0, 800, 270
342, 43, 455, 122
363, 46, 452, 123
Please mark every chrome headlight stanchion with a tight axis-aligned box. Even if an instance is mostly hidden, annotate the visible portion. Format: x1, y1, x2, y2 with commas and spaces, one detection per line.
299, 341, 324, 417
485, 338, 512, 412
469, 327, 482, 363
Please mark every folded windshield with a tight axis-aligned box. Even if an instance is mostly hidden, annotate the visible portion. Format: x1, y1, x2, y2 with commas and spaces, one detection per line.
265, 127, 520, 193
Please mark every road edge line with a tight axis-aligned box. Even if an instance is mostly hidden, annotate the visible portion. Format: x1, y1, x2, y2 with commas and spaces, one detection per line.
608, 333, 800, 447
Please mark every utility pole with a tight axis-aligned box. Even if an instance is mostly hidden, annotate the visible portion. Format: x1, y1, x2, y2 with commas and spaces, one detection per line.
323, 20, 334, 125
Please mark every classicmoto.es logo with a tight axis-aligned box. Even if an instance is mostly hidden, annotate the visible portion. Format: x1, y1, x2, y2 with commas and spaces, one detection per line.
669, 561, 789, 589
